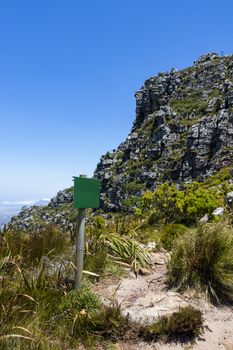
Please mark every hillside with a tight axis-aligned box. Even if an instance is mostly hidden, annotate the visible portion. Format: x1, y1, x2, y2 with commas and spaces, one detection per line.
6, 52, 233, 229
95, 52, 233, 211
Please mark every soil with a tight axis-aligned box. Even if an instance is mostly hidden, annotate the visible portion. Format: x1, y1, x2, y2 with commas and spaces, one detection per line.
93, 251, 233, 350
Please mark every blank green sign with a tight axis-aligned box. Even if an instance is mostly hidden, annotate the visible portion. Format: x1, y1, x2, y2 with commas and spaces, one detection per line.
73, 177, 101, 209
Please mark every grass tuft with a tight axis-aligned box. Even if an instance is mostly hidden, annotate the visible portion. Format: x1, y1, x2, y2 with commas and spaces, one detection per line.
72, 302, 132, 345
140, 306, 204, 342
160, 223, 188, 250
168, 223, 233, 304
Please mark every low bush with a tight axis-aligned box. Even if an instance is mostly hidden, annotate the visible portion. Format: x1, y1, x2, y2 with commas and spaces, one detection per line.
0, 276, 103, 349
138, 168, 233, 225
160, 223, 187, 250
72, 303, 132, 344
171, 97, 208, 116
168, 223, 233, 304
85, 215, 151, 271
56, 286, 101, 316
140, 306, 204, 342
1, 225, 68, 266
84, 248, 109, 274
103, 234, 151, 267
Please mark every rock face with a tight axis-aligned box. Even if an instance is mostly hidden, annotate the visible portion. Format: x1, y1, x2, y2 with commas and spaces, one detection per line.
94, 53, 233, 211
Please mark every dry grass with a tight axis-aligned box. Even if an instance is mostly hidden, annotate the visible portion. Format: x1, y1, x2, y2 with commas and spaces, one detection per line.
168, 223, 233, 304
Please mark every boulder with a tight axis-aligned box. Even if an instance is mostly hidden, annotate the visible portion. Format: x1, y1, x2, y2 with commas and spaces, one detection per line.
212, 207, 224, 217
226, 191, 233, 206
199, 214, 209, 223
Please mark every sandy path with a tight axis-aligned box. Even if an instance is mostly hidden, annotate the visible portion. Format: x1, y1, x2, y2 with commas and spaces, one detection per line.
93, 252, 233, 350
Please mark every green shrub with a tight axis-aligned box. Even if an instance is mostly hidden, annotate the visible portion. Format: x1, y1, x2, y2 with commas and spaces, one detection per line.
160, 224, 187, 250
136, 225, 160, 244
171, 97, 208, 116
84, 249, 109, 274
168, 223, 233, 304
56, 286, 101, 316
103, 234, 151, 267
139, 183, 184, 224
86, 215, 151, 270
123, 181, 145, 197
2, 226, 68, 266
182, 182, 223, 223
140, 306, 204, 342
122, 195, 141, 211
138, 172, 230, 224
72, 303, 131, 343
140, 190, 153, 213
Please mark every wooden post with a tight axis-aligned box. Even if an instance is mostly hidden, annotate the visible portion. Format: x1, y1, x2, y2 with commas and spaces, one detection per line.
75, 174, 86, 289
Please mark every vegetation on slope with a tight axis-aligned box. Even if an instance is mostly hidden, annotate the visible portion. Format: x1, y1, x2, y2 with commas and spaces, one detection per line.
0, 219, 151, 349
168, 223, 233, 304
1, 167, 233, 348
126, 167, 233, 225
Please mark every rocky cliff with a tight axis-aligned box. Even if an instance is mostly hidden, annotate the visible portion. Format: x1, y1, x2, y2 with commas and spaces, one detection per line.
6, 52, 233, 229
94, 53, 233, 211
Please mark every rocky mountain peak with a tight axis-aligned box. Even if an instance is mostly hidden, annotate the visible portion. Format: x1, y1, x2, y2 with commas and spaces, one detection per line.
94, 53, 233, 211
7, 53, 233, 229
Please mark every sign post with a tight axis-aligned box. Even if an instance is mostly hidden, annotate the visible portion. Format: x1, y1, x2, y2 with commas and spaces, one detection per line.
73, 175, 101, 289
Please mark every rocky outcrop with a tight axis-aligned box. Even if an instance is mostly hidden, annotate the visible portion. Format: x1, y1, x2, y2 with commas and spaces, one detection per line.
5, 189, 73, 231
7, 52, 233, 229
94, 53, 233, 211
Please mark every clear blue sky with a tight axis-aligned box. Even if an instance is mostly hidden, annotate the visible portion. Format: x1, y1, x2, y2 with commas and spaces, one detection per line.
0, 0, 232, 202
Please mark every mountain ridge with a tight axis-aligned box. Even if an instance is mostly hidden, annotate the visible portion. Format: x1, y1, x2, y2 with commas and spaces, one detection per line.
94, 52, 233, 211
6, 52, 233, 230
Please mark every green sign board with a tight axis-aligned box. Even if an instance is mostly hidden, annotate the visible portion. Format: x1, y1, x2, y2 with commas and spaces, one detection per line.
73, 176, 101, 209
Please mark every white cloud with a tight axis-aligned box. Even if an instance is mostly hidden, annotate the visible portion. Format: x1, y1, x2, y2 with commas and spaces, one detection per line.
0, 201, 35, 206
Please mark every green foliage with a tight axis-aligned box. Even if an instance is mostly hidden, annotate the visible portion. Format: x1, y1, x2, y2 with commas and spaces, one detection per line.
72, 303, 132, 345
0, 264, 102, 349
137, 168, 233, 225
140, 306, 204, 342
84, 248, 109, 274
1, 226, 68, 266
56, 286, 101, 315
0, 213, 152, 349
202, 167, 232, 188
171, 97, 208, 116
87, 215, 106, 243
140, 190, 153, 213
150, 183, 184, 223
103, 234, 151, 268
85, 215, 151, 271
160, 224, 188, 250
124, 181, 145, 194
85, 216, 117, 274
20, 261, 48, 293
209, 88, 221, 98
122, 195, 141, 211
168, 223, 233, 304
178, 117, 202, 127
181, 181, 223, 223
136, 225, 160, 244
